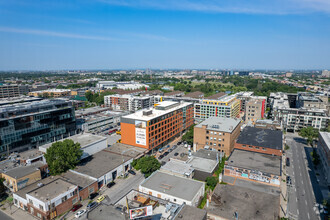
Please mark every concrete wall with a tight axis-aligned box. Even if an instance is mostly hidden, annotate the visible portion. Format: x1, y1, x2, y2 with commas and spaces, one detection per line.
81, 139, 107, 159
234, 143, 282, 156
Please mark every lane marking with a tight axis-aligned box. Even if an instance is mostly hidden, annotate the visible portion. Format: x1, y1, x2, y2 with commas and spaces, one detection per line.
300, 173, 302, 177
305, 200, 307, 205
297, 209, 299, 215
296, 198, 298, 202
307, 213, 310, 219
295, 188, 296, 192
303, 189, 305, 194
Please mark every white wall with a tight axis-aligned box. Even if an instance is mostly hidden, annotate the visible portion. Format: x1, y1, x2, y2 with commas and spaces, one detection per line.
81, 139, 107, 159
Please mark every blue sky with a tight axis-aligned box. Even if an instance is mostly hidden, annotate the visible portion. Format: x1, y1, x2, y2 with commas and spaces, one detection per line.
0, 0, 329, 70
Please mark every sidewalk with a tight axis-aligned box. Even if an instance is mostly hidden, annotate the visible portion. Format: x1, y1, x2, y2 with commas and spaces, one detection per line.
0, 203, 37, 220
280, 152, 288, 218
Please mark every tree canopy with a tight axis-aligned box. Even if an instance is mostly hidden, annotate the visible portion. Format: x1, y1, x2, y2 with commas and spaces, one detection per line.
299, 127, 319, 146
44, 139, 83, 175
131, 156, 161, 178
182, 125, 195, 146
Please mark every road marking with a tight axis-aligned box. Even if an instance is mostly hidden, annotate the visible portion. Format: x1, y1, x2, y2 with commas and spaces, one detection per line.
293, 170, 295, 175
305, 200, 307, 205
307, 213, 310, 219
296, 198, 298, 202
303, 189, 305, 194
297, 209, 299, 215
295, 188, 296, 192
300, 172, 302, 177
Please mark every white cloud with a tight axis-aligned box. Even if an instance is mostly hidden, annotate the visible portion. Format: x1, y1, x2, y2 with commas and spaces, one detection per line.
97, 0, 330, 14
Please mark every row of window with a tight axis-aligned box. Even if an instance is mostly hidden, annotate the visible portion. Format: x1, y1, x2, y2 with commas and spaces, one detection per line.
241, 145, 267, 151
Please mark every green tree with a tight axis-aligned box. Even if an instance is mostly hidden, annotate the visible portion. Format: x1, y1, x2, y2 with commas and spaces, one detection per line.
85, 91, 93, 102
0, 178, 6, 196
299, 127, 319, 146
206, 176, 218, 190
44, 139, 83, 175
182, 125, 195, 145
132, 156, 160, 178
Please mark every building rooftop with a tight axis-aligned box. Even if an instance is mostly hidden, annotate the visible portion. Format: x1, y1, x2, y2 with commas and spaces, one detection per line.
75, 106, 110, 117
28, 178, 76, 202
164, 91, 184, 97
122, 101, 192, 121
195, 116, 241, 133
227, 149, 281, 176
174, 205, 207, 220
39, 133, 107, 153
140, 171, 204, 202
60, 171, 96, 189
319, 132, 330, 150
18, 149, 44, 161
105, 143, 147, 159
206, 184, 279, 220
160, 159, 194, 176
205, 92, 227, 100
183, 91, 204, 99
32, 89, 71, 93
3, 164, 41, 179
0, 96, 42, 106
187, 157, 218, 173
192, 149, 221, 161
87, 204, 127, 220
73, 150, 132, 179
236, 127, 283, 150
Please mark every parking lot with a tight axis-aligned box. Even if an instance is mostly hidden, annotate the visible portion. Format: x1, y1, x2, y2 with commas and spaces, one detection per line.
156, 142, 190, 163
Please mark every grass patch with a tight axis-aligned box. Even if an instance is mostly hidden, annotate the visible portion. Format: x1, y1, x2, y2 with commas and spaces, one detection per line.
198, 192, 207, 209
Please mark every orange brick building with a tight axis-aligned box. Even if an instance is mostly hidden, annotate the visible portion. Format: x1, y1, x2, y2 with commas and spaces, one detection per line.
234, 127, 283, 156
121, 101, 194, 151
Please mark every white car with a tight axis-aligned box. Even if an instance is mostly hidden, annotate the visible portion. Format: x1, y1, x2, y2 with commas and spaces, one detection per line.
75, 209, 86, 218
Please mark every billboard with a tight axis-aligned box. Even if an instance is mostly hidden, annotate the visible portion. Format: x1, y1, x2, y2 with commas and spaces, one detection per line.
135, 120, 147, 146
129, 206, 153, 219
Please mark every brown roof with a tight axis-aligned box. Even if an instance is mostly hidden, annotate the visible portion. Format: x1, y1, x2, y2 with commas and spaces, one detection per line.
183, 91, 204, 99
205, 92, 226, 100
164, 91, 185, 96
105, 89, 144, 95
142, 90, 164, 96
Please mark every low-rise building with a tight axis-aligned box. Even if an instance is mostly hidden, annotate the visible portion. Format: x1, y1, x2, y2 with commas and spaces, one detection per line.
245, 98, 265, 124
28, 89, 71, 97
13, 177, 79, 220
0, 84, 29, 98
139, 171, 205, 207
224, 149, 281, 186
104, 94, 153, 112
193, 117, 241, 155
206, 184, 279, 220
317, 132, 330, 185
235, 127, 283, 156
39, 133, 108, 160
186, 156, 218, 181
1, 164, 42, 192
174, 205, 207, 220
160, 159, 194, 178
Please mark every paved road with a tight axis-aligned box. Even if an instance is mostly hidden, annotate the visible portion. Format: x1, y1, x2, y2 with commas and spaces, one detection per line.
0, 211, 13, 220
286, 135, 323, 220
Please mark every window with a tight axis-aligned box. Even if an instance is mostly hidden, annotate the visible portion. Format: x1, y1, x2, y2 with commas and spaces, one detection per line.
214, 143, 216, 146
39, 205, 43, 211
248, 146, 252, 148
218, 144, 221, 147
206, 136, 209, 139
214, 132, 217, 135
242, 145, 246, 147
37, 213, 42, 218
206, 131, 209, 134
262, 148, 266, 151
61, 196, 67, 203
72, 198, 78, 205
210, 137, 213, 140
218, 138, 221, 141
255, 147, 259, 149
210, 142, 213, 145
210, 131, 213, 134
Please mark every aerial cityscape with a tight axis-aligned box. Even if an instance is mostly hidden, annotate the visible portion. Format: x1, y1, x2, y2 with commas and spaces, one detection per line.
0, 1, 329, 220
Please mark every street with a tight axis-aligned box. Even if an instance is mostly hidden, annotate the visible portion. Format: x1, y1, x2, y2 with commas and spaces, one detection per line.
285, 134, 324, 220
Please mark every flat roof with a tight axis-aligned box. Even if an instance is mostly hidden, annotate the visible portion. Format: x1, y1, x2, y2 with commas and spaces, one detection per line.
174, 205, 207, 220
87, 204, 127, 220
105, 143, 146, 158
60, 171, 96, 189
195, 116, 241, 133
164, 91, 184, 96
160, 160, 194, 176
206, 184, 279, 220
18, 149, 43, 161
73, 150, 132, 179
187, 157, 218, 173
140, 171, 204, 202
39, 133, 107, 152
75, 106, 110, 116
193, 149, 221, 161
183, 91, 204, 99
28, 178, 76, 202
122, 101, 192, 121
3, 164, 41, 179
319, 132, 330, 150
227, 149, 281, 176
236, 127, 283, 150
205, 92, 226, 100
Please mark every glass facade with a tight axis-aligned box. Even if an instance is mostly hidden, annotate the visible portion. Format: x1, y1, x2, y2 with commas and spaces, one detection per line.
0, 99, 76, 155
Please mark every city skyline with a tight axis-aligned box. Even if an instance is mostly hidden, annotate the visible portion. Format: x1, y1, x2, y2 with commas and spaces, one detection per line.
0, 0, 330, 70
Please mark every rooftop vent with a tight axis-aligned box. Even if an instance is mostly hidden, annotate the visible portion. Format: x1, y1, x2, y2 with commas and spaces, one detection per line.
143, 110, 153, 116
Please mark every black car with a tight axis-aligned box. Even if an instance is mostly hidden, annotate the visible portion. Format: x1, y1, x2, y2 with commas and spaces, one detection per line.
164, 152, 169, 156
174, 152, 179, 156
286, 176, 292, 185
158, 155, 164, 160
107, 182, 115, 188
286, 157, 290, 166
89, 193, 99, 200
177, 142, 182, 145
128, 170, 136, 175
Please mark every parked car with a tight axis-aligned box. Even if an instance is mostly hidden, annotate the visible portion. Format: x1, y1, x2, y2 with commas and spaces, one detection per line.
286, 176, 292, 185
164, 152, 169, 156
107, 181, 115, 188
87, 202, 98, 210
75, 210, 86, 218
96, 195, 105, 203
89, 193, 98, 200
128, 170, 136, 175
71, 204, 83, 212
158, 155, 164, 160
177, 142, 182, 145
286, 157, 290, 166
174, 152, 179, 156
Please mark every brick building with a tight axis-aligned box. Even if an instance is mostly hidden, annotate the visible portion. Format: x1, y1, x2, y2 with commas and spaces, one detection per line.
193, 116, 241, 155
121, 101, 194, 151
235, 127, 283, 156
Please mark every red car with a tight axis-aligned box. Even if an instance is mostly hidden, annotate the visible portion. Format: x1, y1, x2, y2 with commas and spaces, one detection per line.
71, 204, 82, 212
